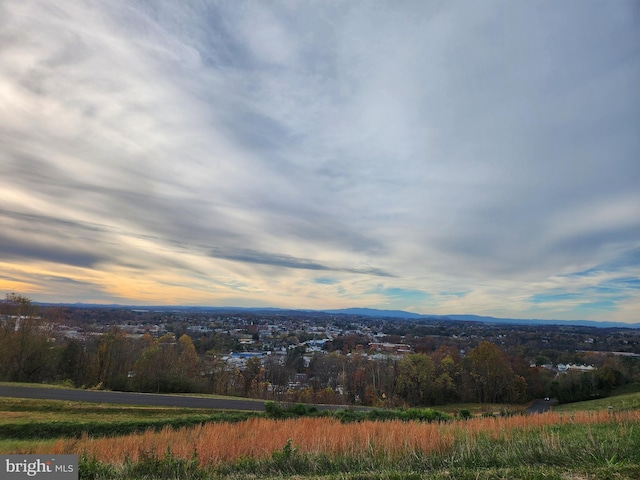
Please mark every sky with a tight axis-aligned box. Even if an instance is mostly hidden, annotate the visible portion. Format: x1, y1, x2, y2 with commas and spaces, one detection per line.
1, 1, 639, 322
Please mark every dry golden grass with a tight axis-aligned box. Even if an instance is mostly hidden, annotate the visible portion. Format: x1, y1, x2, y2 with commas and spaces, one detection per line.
47, 410, 640, 468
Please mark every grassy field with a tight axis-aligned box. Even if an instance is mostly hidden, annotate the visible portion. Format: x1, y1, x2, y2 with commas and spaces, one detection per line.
553, 387, 640, 413
0, 396, 254, 424
2, 390, 640, 479
436, 402, 524, 416
0, 397, 258, 442
45, 410, 640, 479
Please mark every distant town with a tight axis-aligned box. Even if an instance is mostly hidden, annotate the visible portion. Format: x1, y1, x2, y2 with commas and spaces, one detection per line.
2, 296, 639, 407
53, 304, 640, 363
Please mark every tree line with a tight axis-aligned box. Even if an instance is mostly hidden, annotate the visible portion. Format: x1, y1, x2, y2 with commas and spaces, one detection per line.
1, 294, 637, 406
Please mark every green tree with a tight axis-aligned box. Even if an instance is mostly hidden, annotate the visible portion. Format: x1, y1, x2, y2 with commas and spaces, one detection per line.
286, 346, 306, 373
434, 354, 458, 404
57, 339, 87, 386
396, 353, 436, 406
429, 346, 462, 404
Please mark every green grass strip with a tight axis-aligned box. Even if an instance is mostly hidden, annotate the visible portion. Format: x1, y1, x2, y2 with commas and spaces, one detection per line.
0, 412, 259, 439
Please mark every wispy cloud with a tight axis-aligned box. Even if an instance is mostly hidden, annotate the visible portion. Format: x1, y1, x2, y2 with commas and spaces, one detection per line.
1, 0, 638, 321
208, 247, 394, 277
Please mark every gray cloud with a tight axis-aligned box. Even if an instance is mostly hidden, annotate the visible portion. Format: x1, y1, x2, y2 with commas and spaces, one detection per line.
208, 247, 394, 277
1, 0, 638, 320
0, 234, 103, 268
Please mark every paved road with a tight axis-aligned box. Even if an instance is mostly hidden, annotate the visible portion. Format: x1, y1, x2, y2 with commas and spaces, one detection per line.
0, 385, 267, 411
527, 399, 553, 414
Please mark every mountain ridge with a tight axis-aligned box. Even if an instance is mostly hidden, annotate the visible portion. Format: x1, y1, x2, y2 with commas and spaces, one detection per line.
325, 308, 639, 328
32, 302, 640, 328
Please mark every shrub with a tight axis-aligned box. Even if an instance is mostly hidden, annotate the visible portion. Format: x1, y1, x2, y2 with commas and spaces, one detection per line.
264, 401, 284, 418
458, 409, 472, 420
264, 401, 320, 419
286, 403, 309, 416
400, 408, 450, 422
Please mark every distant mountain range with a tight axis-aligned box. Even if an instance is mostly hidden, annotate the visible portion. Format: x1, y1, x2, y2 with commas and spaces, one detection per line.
324, 307, 425, 319
326, 308, 640, 329
35, 302, 640, 329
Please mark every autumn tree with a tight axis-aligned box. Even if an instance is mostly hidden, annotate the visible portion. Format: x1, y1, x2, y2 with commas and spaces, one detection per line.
132, 333, 202, 393
241, 356, 263, 396
463, 341, 526, 403
369, 355, 399, 406
344, 354, 369, 404
264, 355, 292, 398
177, 334, 200, 377
133, 333, 173, 392
88, 328, 135, 390
309, 352, 343, 392
0, 293, 56, 382
202, 353, 232, 395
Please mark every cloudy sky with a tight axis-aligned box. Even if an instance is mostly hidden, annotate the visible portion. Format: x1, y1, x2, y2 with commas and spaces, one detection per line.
1, 1, 639, 322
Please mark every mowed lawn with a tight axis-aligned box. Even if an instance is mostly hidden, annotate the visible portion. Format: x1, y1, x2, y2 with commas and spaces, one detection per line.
553, 388, 640, 413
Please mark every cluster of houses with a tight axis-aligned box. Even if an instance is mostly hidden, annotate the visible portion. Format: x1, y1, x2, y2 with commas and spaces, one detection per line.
532, 362, 597, 373
45, 308, 640, 379
220, 339, 415, 371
